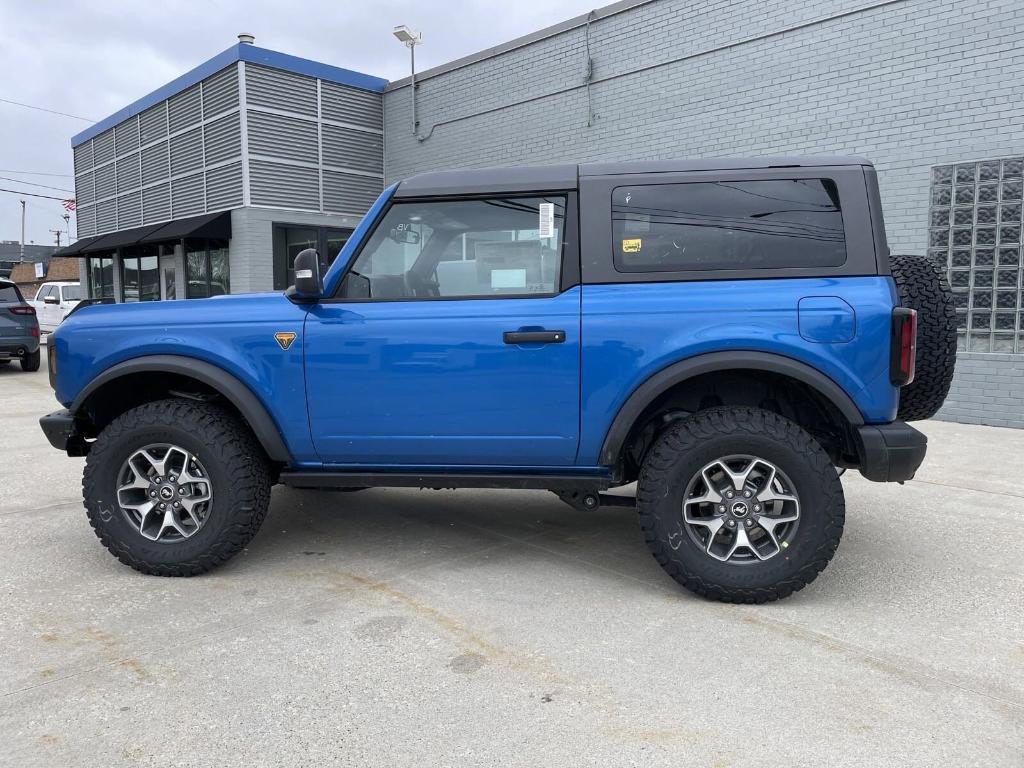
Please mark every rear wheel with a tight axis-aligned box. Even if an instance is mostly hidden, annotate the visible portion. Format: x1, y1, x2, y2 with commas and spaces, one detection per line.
637, 406, 845, 603
21, 349, 40, 372
83, 398, 272, 576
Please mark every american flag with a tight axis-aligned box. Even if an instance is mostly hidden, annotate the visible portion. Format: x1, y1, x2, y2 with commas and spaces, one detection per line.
62, 198, 76, 212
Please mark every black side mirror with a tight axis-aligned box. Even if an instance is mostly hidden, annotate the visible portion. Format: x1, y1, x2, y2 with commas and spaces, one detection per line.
291, 248, 323, 301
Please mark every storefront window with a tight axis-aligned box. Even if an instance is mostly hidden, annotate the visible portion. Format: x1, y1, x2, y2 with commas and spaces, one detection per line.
87, 254, 115, 299
121, 245, 160, 302
186, 238, 230, 298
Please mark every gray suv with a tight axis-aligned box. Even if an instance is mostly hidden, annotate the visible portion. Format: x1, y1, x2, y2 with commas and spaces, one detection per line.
0, 279, 41, 371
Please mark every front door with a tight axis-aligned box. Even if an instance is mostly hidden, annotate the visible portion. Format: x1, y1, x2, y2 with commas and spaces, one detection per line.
305, 193, 581, 467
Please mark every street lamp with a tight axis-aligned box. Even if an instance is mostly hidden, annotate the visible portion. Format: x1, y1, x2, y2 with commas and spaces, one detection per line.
392, 25, 422, 136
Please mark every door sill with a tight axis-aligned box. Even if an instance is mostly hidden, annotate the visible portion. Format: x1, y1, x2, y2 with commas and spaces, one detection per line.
278, 469, 611, 491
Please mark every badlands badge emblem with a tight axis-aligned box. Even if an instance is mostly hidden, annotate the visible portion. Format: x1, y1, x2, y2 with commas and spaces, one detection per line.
274, 331, 297, 350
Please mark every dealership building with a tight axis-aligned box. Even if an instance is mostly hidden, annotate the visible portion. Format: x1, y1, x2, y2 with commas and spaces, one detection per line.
63, 0, 1023, 426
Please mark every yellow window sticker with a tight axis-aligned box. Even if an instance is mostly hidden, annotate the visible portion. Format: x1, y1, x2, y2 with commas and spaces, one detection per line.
622, 238, 642, 253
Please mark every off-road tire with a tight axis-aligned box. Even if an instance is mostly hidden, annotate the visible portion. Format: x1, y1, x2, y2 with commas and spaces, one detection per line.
890, 253, 956, 421
83, 398, 272, 576
21, 349, 40, 372
637, 406, 845, 603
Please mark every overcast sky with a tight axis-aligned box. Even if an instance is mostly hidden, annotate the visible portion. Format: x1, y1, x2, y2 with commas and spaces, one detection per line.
0, 0, 600, 248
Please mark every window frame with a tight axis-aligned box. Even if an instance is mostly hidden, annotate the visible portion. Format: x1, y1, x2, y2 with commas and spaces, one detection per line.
324, 191, 580, 304
580, 166, 881, 284
185, 237, 230, 299
86, 254, 115, 299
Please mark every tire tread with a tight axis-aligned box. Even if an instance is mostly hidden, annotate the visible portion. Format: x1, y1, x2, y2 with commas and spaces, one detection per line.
637, 406, 845, 604
82, 398, 271, 576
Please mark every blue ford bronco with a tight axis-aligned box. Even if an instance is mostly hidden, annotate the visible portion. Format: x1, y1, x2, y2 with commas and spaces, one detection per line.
40, 157, 956, 602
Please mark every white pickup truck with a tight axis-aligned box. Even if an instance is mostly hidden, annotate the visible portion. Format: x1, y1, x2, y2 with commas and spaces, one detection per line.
30, 281, 82, 334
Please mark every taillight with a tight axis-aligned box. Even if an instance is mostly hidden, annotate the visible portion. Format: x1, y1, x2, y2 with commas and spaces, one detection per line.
9, 305, 35, 316
890, 307, 917, 386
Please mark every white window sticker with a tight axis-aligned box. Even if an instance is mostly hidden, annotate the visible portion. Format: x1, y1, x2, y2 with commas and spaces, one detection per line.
491, 268, 527, 289
538, 203, 554, 239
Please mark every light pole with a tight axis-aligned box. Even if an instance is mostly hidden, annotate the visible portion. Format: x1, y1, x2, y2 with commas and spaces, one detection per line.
63, 213, 70, 244
392, 25, 422, 137
20, 199, 25, 260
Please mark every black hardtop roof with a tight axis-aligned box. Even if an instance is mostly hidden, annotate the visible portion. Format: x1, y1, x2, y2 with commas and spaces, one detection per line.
394, 156, 873, 197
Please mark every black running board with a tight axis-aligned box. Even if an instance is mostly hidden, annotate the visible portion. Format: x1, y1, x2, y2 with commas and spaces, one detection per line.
279, 470, 611, 492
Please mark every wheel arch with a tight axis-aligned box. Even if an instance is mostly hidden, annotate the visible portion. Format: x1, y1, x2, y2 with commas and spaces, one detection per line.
71, 354, 291, 463
599, 351, 865, 468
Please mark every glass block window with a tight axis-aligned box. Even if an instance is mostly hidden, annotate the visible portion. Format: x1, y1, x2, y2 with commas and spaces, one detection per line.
930, 158, 1024, 353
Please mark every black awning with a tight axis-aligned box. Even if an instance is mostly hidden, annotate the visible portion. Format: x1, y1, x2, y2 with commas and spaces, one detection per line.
85, 222, 169, 250
140, 211, 231, 243
56, 235, 102, 256
76, 211, 234, 254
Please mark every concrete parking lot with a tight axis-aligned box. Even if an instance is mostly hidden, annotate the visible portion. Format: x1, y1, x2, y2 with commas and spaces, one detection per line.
1, 355, 1021, 767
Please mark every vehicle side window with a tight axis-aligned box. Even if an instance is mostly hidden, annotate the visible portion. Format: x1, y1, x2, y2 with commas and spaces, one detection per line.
611, 179, 846, 272
337, 196, 566, 300
0, 285, 21, 302
62, 285, 83, 301
36, 285, 54, 300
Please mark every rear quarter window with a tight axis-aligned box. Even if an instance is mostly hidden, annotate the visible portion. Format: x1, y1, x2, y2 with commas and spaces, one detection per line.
612, 179, 847, 272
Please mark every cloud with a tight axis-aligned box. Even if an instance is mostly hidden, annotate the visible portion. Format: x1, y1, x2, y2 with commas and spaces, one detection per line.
0, 0, 599, 246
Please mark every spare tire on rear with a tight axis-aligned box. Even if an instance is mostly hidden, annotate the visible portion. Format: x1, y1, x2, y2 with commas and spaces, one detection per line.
890, 253, 957, 421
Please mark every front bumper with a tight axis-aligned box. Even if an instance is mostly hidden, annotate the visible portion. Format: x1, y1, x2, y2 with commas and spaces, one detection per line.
855, 421, 927, 482
39, 409, 90, 456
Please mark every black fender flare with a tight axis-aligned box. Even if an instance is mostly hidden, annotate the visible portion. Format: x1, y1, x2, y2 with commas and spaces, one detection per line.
598, 351, 865, 466
71, 354, 291, 463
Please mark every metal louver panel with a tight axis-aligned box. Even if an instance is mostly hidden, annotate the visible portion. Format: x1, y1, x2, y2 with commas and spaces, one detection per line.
202, 66, 239, 118
73, 142, 93, 175
116, 153, 141, 193
321, 124, 383, 174
93, 130, 115, 166
76, 171, 95, 206
168, 84, 202, 133
321, 82, 382, 131
205, 162, 242, 211
96, 199, 116, 234
141, 141, 169, 184
115, 118, 140, 155
171, 173, 204, 218
117, 191, 142, 228
203, 112, 240, 166
76, 205, 96, 237
170, 127, 203, 176
247, 110, 317, 164
94, 164, 116, 201
142, 183, 171, 224
250, 160, 319, 210
139, 103, 167, 144
245, 65, 317, 116
323, 170, 382, 216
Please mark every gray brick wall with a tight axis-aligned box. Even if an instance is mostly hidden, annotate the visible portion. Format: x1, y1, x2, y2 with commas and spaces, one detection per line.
383, 0, 1023, 255
934, 353, 1024, 428
383, 0, 1024, 425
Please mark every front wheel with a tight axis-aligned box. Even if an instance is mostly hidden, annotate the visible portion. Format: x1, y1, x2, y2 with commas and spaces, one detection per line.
83, 399, 272, 576
637, 406, 845, 603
